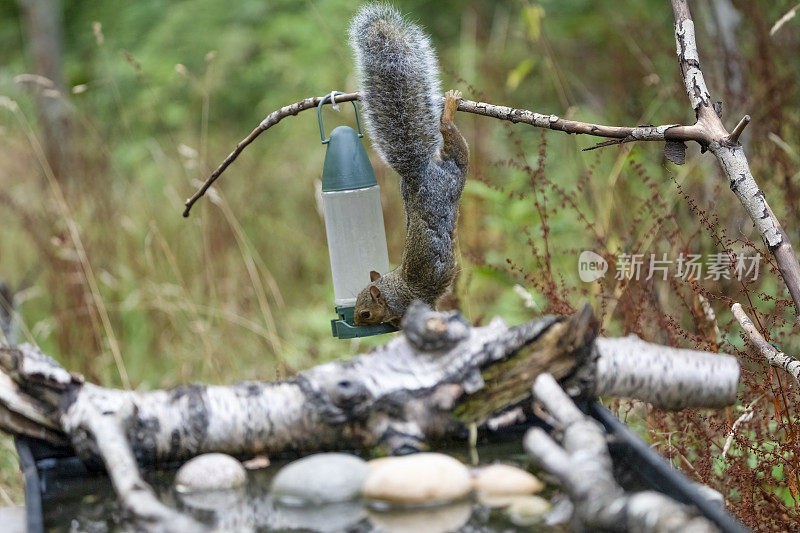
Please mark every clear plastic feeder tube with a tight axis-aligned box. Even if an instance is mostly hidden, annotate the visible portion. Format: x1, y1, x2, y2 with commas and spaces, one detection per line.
322, 185, 390, 307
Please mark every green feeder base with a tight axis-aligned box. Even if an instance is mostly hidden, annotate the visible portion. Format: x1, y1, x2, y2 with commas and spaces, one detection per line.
331, 305, 398, 339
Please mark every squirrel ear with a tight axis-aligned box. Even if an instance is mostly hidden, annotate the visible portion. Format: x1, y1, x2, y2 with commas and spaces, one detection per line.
370, 270, 381, 282
369, 285, 382, 300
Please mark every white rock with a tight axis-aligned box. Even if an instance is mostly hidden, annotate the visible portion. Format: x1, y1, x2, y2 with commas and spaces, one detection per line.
363, 453, 472, 505
175, 453, 246, 492
270, 452, 369, 504
471, 463, 544, 496
505, 495, 551, 526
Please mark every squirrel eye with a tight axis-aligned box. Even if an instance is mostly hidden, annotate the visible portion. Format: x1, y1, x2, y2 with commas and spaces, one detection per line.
360, 311, 371, 319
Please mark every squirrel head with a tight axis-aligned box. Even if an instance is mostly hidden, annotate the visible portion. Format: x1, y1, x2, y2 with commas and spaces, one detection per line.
354, 270, 400, 326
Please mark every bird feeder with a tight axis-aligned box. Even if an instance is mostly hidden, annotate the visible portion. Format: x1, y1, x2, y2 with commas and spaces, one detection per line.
318, 93, 398, 339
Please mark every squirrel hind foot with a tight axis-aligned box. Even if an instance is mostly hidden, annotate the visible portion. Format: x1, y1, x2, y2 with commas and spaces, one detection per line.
442, 90, 462, 122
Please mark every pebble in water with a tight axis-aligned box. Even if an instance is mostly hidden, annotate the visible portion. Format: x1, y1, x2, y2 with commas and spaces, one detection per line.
505, 495, 551, 526
175, 453, 247, 492
471, 463, 544, 496
363, 453, 472, 506
270, 452, 369, 504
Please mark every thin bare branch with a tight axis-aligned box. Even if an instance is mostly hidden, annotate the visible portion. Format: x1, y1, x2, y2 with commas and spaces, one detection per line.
731, 303, 800, 387
182, 94, 702, 217
770, 3, 800, 36
182, 92, 358, 217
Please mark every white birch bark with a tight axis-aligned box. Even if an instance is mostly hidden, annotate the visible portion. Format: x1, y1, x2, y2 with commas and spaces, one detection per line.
525, 374, 719, 532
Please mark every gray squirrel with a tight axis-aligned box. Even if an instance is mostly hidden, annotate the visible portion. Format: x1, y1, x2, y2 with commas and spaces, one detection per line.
349, 3, 469, 328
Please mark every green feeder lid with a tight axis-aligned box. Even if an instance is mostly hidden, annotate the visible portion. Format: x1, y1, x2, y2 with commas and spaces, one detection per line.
321, 126, 377, 192
318, 93, 376, 192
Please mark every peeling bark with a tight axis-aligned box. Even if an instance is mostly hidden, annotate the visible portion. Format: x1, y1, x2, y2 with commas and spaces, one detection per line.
0, 305, 741, 531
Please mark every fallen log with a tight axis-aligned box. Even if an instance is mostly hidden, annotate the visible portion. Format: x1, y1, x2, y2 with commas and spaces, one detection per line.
0, 304, 740, 532
0, 304, 738, 465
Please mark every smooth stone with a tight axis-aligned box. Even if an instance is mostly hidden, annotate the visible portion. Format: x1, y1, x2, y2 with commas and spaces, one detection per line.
477, 493, 524, 508
175, 453, 247, 492
367, 501, 471, 533
367, 456, 398, 470
270, 452, 369, 504
471, 463, 544, 496
505, 495, 551, 526
363, 453, 472, 505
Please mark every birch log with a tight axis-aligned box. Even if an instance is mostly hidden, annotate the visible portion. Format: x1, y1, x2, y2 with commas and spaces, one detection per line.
525, 374, 718, 532
587, 336, 740, 410
0, 305, 738, 466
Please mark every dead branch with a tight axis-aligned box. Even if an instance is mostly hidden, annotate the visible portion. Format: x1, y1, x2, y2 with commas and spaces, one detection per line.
525, 374, 718, 532
0, 305, 740, 531
183, 92, 358, 217
731, 302, 800, 386
182, 94, 702, 217
586, 335, 739, 410
670, 0, 800, 325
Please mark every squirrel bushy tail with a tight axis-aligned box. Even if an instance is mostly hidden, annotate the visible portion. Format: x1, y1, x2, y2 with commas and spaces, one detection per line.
349, 4, 443, 177
349, 4, 469, 328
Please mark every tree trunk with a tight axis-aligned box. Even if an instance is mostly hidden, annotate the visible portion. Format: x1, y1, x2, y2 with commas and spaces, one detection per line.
18, 0, 71, 182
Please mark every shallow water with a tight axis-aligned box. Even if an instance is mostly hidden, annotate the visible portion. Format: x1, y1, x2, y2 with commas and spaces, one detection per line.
40, 440, 566, 532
